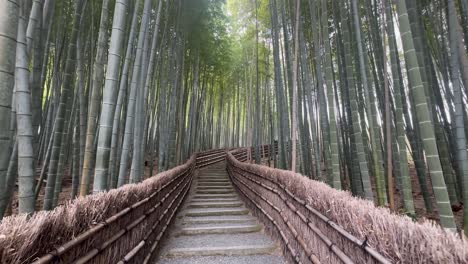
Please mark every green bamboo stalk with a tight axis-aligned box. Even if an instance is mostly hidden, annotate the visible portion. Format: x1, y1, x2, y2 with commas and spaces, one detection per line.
79, 0, 110, 196
448, 0, 468, 235
385, 1, 415, 215
94, 0, 130, 191
351, 0, 384, 205
43, 0, 84, 210
341, 0, 372, 200
0, 0, 19, 209
396, 0, 456, 230
322, 0, 341, 189
15, 10, 35, 214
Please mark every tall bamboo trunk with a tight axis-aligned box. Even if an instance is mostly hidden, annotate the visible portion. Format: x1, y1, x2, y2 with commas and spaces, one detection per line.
0, 0, 19, 217
396, 0, 456, 230
94, 0, 130, 192
79, 0, 110, 196
118, 0, 151, 186
341, 0, 372, 199
322, 0, 341, 189
448, 0, 468, 235
43, 0, 84, 210
351, 0, 384, 205
15, 7, 35, 214
385, 1, 415, 215
290, 0, 300, 172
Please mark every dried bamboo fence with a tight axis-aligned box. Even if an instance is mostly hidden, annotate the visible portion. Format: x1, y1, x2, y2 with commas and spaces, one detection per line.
227, 150, 468, 264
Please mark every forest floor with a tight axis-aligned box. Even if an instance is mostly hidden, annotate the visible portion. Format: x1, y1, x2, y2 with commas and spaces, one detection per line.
5, 158, 464, 232
394, 164, 464, 228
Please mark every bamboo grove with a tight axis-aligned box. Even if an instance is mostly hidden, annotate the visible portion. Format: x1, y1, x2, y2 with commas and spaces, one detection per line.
1, 0, 468, 236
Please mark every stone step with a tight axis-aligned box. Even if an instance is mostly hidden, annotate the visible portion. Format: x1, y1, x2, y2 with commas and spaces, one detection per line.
196, 186, 234, 190
198, 177, 229, 180
197, 179, 229, 182
197, 181, 230, 184
185, 208, 249, 217
162, 232, 276, 249
183, 215, 257, 225
196, 186, 231, 189
177, 224, 261, 235
197, 180, 230, 183
188, 198, 239, 203
186, 201, 243, 209
196, 184, 232, 187
196, 189, 234, 194
198, 175, 228, 178
197, 178, 230, 181
165, 244, 278, 258
196, 182, 229, 185
182, 219, 257, 227
190, 198, 239, 203
198, 175, 229, 178
157, 255, 286, 264
198, 176, 228, 177
192, 194, 237, 199
196, 183, 232, 187
196, 186, 232, 190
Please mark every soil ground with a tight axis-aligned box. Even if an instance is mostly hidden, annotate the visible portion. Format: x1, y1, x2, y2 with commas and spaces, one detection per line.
395, 164, 464, 228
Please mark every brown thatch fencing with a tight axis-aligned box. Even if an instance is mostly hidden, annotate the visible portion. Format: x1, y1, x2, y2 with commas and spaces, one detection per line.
227, 150, 468, 264
0, 150, 228, 264
196, 148, 229, 168
231, 143, 278, 163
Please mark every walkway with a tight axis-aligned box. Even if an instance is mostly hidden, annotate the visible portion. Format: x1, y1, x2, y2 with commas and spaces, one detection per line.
156, 162, 286, 264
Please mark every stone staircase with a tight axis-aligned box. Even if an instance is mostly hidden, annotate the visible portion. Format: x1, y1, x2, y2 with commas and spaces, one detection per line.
156, 163, 286, 264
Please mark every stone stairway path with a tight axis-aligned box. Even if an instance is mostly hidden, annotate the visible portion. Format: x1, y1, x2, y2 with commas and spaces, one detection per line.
156, 162, 286, 264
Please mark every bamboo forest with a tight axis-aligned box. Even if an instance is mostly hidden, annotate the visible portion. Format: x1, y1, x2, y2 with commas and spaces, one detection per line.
1, 0, 468, 263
